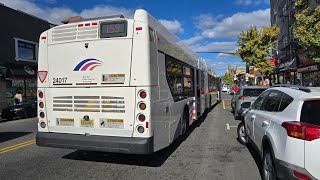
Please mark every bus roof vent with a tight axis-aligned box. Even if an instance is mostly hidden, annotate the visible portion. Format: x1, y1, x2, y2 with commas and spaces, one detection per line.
62, 16, 84, 24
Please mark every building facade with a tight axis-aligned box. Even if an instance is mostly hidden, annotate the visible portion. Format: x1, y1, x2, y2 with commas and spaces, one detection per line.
0, 4, 53, 110
270, 0, 320, 86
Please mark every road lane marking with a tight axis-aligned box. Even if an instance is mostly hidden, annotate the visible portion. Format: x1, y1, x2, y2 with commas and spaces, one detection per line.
226, 123, 237, 130
0, 139, 36, 154
222, 99, 225, 109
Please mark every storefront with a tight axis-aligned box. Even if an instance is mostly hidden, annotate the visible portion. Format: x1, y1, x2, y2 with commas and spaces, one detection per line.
275, 57, 298, 84
5, 65, 37, 106
297, 53, 320, 87
298, 64, 320, 87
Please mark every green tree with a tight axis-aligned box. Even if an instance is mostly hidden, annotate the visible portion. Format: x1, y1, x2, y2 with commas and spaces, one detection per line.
235, 26, 280, 82
294, 0, 320, 60
221, 72, 233, 85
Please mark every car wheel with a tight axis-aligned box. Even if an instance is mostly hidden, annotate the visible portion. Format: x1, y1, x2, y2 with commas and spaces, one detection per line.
263, 147, 277, 180
237, 121, 247, 145
233, 110, 238, 120
21, 111, 28, 119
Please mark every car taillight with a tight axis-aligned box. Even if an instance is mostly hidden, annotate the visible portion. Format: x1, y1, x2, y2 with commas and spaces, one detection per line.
239, 96, 250, 100
39, 91, 44, 98
139, 90, 147, 99
294, 171, 309, 180
282, 121, 320, 141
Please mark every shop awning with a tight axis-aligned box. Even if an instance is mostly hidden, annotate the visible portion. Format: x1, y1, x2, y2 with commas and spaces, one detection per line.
7, 65, 37, 77
298, 63, 320, 73
278, 57, 297, 71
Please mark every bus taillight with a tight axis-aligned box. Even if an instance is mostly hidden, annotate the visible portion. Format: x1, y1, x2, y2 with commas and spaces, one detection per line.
138, 102, 146, 110
138, 114, 146, 122
39, 102, 44, 108
137, 126, 145, 133
40, 112, 45, 119
39, 91, 44, 98
139, 90, 147, 99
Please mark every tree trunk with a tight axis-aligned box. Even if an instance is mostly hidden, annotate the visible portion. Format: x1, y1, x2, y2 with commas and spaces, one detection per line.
261, 74, 264, 86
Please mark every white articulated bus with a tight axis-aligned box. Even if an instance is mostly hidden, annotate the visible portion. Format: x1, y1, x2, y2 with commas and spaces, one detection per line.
36, 9, 217, 154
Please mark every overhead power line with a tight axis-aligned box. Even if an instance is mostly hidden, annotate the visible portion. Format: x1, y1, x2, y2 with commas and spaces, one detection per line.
196, 51, 236, 55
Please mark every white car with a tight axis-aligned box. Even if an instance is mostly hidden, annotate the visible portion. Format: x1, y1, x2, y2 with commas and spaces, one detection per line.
240, 85, 320, 180
222, 84, 230, 92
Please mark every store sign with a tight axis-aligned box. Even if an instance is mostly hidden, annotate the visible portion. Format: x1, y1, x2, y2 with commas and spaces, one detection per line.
269, 58, 279, 67
24, 66, 35, 75
298, 64, 319, 73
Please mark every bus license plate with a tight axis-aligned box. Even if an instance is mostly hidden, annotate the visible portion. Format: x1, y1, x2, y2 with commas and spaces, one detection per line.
100, 118, 124, 129
80, 120, 94, 128
57, 118, 74, 126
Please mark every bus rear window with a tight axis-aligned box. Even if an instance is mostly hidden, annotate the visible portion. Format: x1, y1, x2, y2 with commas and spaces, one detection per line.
100, 21, 127, 38
301, 100, 320, 126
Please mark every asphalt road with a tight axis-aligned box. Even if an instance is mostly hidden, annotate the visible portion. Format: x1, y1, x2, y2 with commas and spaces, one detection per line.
0, 93, 261, 180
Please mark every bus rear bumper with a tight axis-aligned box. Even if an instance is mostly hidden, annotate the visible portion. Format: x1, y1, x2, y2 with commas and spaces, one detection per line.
36, 132, 154, 154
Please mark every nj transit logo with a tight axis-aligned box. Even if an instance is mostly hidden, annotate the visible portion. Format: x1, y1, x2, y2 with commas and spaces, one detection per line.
73, 58, 103, 71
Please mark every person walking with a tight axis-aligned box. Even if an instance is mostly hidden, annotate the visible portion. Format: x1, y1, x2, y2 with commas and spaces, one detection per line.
14, 90, 22, 105
233, 83, 239, 94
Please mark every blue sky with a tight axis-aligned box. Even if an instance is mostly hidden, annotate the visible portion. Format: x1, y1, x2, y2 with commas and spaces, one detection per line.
1, 0, 271, 75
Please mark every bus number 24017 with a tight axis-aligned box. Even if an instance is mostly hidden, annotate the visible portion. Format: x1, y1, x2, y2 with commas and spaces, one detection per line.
53, 77, 68, 84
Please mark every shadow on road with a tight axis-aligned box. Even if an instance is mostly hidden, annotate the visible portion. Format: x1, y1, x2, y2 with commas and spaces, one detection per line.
0, 117, 34, 124
247, 144, 263, 179
62, 102, 220, 167
0, 132, 33, 143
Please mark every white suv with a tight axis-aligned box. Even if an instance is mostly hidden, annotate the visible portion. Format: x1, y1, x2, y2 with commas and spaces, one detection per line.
242, 86, 320, 180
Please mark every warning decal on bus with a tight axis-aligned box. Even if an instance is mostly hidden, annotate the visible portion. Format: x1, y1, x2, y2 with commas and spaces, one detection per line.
102, 74, 125, 84
100, 118, 124, 129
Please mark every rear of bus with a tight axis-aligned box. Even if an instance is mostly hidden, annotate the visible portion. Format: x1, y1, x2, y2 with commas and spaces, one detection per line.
36, 14, 154, 154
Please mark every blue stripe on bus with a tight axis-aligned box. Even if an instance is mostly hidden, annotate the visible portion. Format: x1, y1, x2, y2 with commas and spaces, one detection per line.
73, 58, 97, 71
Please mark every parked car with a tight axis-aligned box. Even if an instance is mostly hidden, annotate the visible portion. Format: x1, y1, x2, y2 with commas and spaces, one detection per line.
239, 85, 320, 180
231, 86, 268, 119
222, 84, 230, 92
1, 98, 37, 120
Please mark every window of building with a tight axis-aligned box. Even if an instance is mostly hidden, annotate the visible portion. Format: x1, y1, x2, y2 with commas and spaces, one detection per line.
166, 55, 194, 102
15, 38, 38, 62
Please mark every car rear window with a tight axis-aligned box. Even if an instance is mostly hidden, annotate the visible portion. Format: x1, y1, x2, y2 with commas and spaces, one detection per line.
243, 89, 266, 97
300, 101, 320, 126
